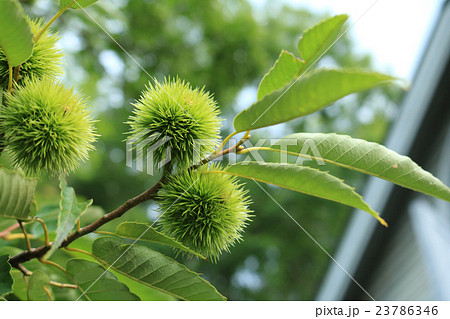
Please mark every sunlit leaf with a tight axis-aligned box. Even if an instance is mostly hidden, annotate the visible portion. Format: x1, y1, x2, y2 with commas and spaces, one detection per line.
0, 168, 37, 220
272, 133, 450, 202
60, 0, 99, 10
92, 237, 226, 300
27, 270, 53, 301
44, 175, 93, 258
298, 14, 348, 70
66, 259, 140, 301
257, 50, 304, 100
222, 162, 387, 226
0, 0, 33, 67
233, 68, 396, 132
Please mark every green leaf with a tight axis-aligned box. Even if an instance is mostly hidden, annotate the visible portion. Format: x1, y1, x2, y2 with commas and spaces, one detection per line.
60, 0, 99, 9
0, 168, 37, 220
298, 14, 348, 70
10, 270, 27, 300
0, 247, 22, 256
44, 175, 93, 259
233, 68, 396, 132
66, 259, 140, 301
114, 222, 205, 259
0, 255, 14, 297
0, 0, 34, 67
92, 237, 226, 301
257, 50, 304, 100
80, 205, 104, 226
27, 270, 53, 301
272, 133, 450, 202
222, 162, 387, 226
112, 271, 175, 301
256, 15, 348, 100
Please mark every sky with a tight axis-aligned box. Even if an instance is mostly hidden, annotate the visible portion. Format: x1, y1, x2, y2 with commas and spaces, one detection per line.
251, 0, 444, 80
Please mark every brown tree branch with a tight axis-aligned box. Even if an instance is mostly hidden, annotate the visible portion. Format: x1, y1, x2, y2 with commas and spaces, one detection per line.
8, 134, 249, 270
9, 176, 165, 268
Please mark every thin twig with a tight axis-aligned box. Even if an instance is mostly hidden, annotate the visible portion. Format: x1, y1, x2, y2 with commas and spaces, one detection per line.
7, 65, 13, 92
17, 263, 77, 289
49, 281, 77, 289
34, 0, 76, 43
64, 246, 95, 258
215, 131, 239, 154
33, 217, 50, 247
0, 223, 20, 238
17, 220, 32, 252
17, 263, 32, 276
42, 286, 54, 300
39, 258, 68, 275
192, 132, 251, 170
9, 175, 165, 268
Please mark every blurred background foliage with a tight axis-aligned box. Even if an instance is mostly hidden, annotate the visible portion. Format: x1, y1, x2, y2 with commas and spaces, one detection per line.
1, 0, 403, 300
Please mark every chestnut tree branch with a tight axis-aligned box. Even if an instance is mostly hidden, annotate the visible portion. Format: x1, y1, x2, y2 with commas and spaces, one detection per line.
9, 176, 165, 268
8, 136, 249, 269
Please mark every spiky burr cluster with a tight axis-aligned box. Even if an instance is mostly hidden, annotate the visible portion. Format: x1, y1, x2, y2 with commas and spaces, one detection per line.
127, 77, 221, 170
0, 77, 96, 175
157, 163, 252, 261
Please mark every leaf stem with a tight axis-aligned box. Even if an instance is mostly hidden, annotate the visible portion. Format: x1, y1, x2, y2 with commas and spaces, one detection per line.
192, 130, 252, 170
17, 263, 32, 276
1, 233, 34, 240
41, 259, 86, 298
7, 65, 13, 92
17, 263, 77, 289
33, 217, 50, 247
237, 146, 298, 159
39, 258, 71, 277
17, 220, 32, 251
235, 130, 251, 149
34, 0, 76, 43
215, 131, 240, 154
42, 286, 54, 300
94, 230, 115, 236
64, 246, 95, 258
49, 281, 78, 289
